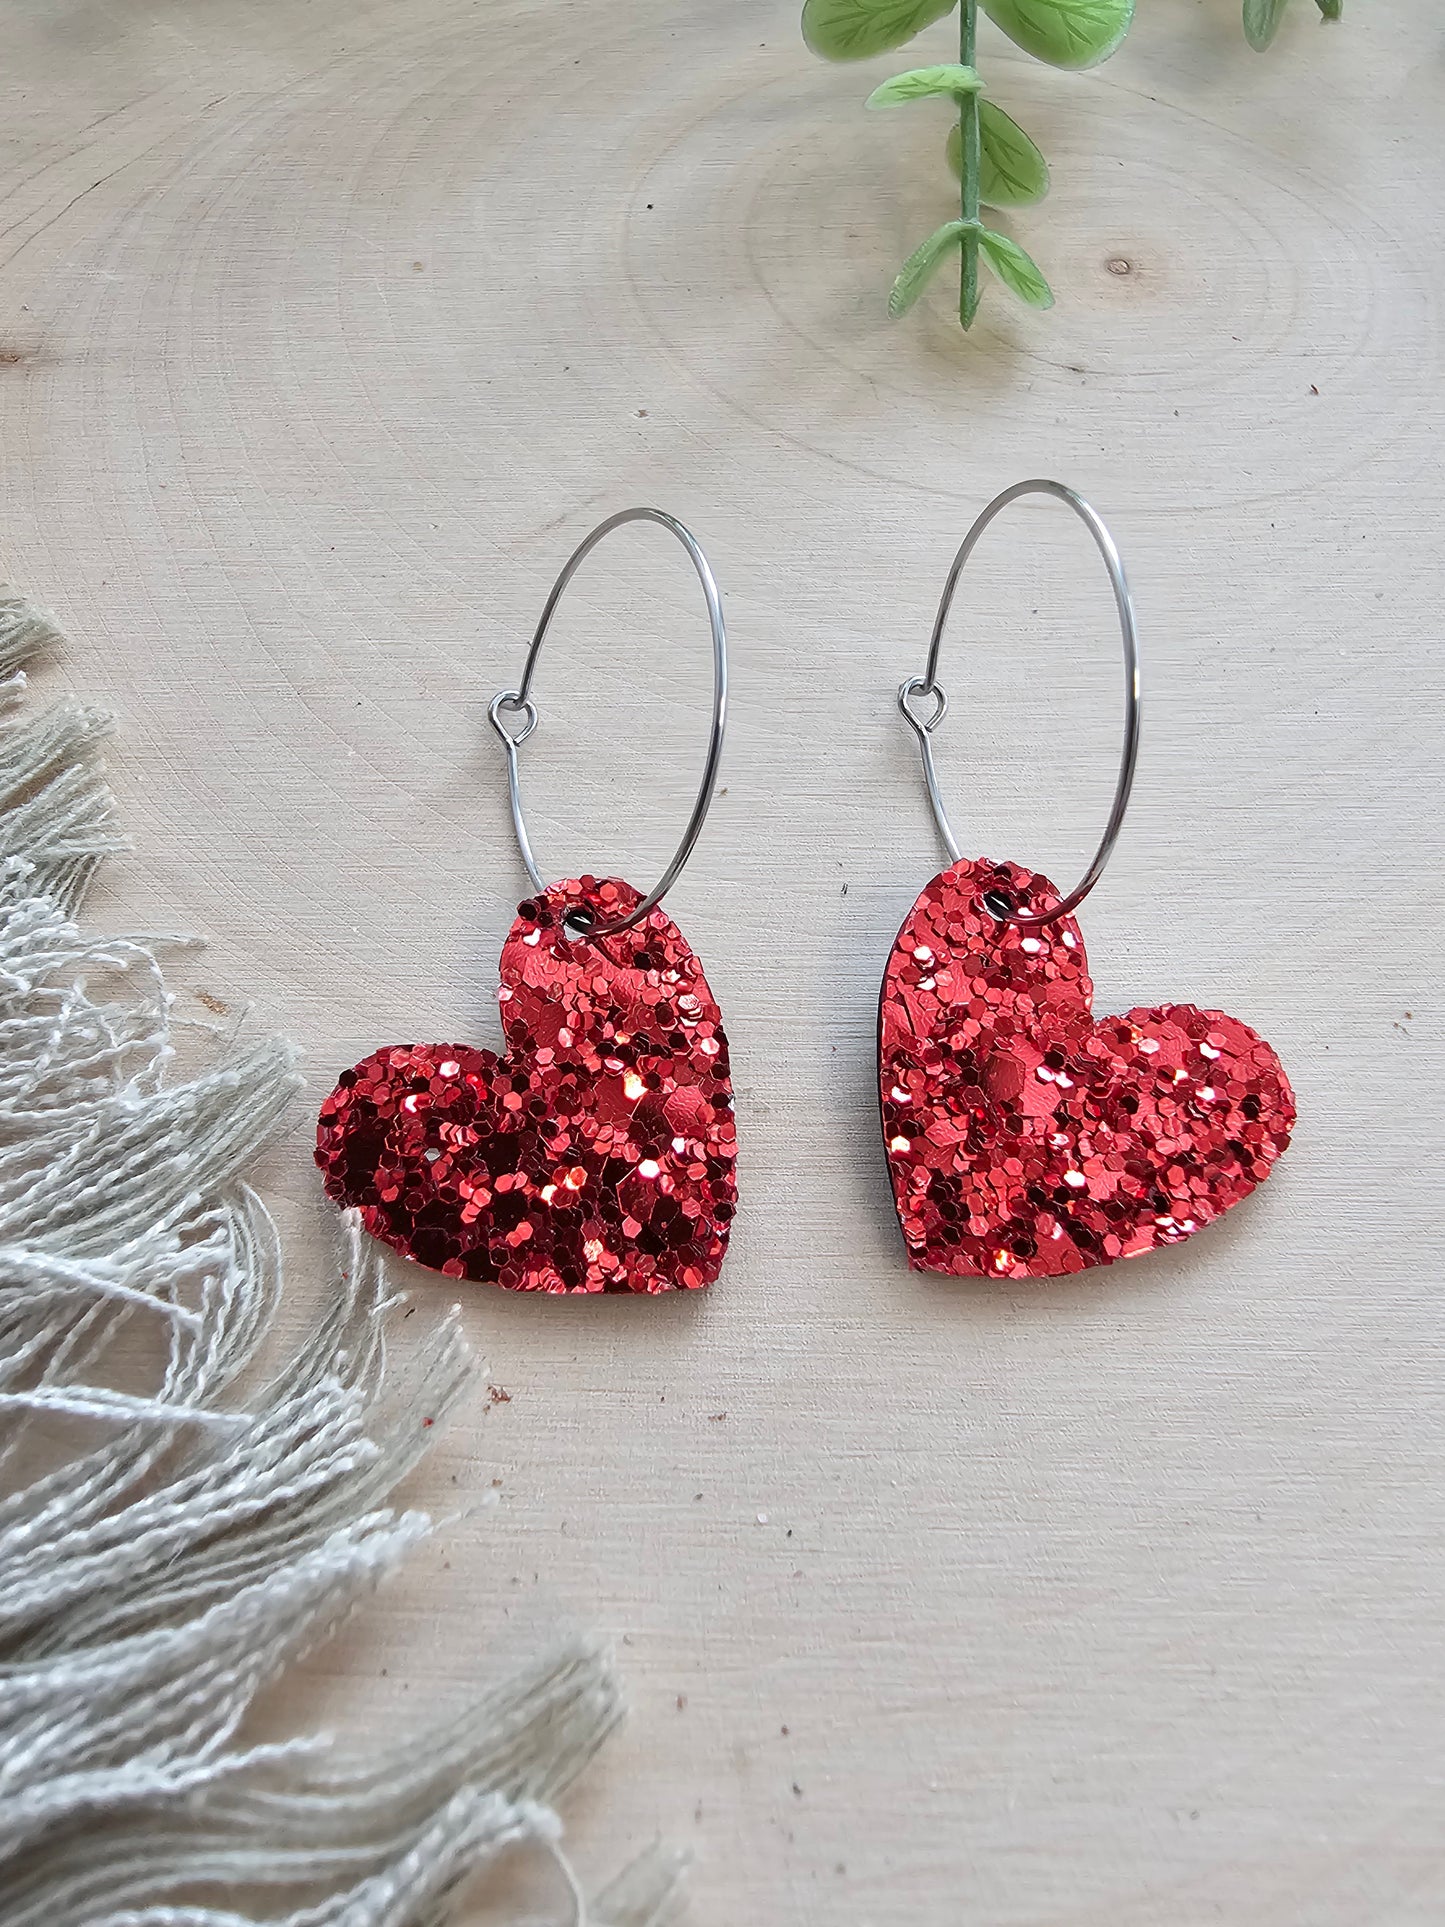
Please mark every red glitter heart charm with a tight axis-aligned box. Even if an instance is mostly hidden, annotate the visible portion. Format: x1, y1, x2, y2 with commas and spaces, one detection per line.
879, 858, 1294, 1278
317, 877, 736, 1292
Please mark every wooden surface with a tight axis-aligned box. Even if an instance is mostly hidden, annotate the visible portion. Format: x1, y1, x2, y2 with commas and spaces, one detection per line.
3, 1, 1442, 1919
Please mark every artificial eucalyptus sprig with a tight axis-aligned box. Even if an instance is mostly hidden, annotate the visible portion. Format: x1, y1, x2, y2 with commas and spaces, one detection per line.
803, 0, 1135, 328
802, 0, 1343, 331
1245, 0, 1340, 51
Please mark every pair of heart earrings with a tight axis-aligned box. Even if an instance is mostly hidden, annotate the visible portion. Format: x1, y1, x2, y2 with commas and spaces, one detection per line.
316, 482, 1295, 1294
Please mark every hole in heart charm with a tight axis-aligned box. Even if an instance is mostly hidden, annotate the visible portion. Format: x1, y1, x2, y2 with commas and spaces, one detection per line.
879, 858, 1294, 1278
317, 877, 737, 1293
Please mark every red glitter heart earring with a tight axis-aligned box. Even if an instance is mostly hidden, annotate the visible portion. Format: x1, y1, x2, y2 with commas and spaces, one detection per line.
317, 508, 738, 1294
879, 480, 1294, 1279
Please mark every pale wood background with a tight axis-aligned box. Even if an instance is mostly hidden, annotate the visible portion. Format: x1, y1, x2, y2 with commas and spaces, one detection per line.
3, 1, 1443, 1920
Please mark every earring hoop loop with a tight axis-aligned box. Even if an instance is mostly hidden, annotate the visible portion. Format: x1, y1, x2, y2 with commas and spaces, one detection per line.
488, 507, 728, 939
897, 479, 1141, 929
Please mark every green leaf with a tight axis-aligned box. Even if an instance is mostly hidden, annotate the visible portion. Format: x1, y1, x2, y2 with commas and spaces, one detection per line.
1316, 0, 1342, 17
802, 0, 956, 61
981, 0, 1134, 69
976, 224, 1054, 308
1243, 0, 1289, 47
867, 64, 982, 107
947, 100, 1050, 206
888, 220, 967, 317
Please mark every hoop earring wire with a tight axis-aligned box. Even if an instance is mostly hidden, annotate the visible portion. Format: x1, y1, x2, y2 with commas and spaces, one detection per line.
897, 479, 1141, 928
489, 507, 727, 939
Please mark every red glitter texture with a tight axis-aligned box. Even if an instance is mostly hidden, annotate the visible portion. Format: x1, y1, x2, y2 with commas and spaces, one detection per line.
879, 858, 1294, 1278
317, 877, 736, 1292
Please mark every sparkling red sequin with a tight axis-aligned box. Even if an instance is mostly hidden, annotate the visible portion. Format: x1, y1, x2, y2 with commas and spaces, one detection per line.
879, 858, 1294, 1278
317, 878, 736, 1292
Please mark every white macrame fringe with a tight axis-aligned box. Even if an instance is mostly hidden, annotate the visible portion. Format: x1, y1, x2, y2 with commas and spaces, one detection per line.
0, 593, 683, 1927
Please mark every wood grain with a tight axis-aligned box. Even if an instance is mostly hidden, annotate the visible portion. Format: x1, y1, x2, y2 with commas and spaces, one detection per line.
2, 1, 1442, 1919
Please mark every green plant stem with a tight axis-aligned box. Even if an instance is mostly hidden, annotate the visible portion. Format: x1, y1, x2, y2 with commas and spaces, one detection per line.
958, 0, 981, 326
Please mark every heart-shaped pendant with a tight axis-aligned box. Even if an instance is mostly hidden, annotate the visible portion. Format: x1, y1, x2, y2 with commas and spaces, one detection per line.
317, 876, 737, 1292
879, 857, 1294, 1278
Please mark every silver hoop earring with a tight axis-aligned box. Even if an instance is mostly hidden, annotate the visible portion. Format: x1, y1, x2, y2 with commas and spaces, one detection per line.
880, 480, 1293, 1281
317, 510, 738, 1296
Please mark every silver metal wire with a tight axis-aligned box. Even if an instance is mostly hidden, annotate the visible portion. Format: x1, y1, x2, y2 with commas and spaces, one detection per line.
488, 507, 728, 939
897, 479, 1141, 928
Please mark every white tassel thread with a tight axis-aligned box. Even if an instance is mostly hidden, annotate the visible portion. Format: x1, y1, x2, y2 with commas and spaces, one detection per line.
0, 592, 684, 1927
